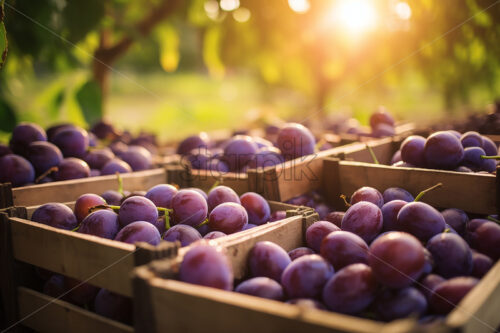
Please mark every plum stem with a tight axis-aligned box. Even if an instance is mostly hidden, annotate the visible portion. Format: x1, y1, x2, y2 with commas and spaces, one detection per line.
89, 204, 120, 214
115, 172, 125, 196
196, 218, 209, 228
35, 166, 58, 184
480, 155, 500, 160
340, 194, 351, 208
366, 144, 380, 165
71, 224, 81, 232
487, 216, 500, 224
209, 180, 220, 191
315, 138, 327, 152
414, 183, 443, 202
157, 207, 172, 230
443, 228, 450, 233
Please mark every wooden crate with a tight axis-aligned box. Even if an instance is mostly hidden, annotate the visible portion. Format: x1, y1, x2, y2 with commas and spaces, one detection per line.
485, 134, 500, 145
333, 136, 403, 165
337, 133, 500, 165
255, 135, 498, 215
167, 164, 252, 195
257, 139, 397, 202
0, 205, 178, 333
130, 205, 496, 333
0, 168, 168, 209
320, 158, 499, 216
163, 122, 417, 200
0, 194, 311, 333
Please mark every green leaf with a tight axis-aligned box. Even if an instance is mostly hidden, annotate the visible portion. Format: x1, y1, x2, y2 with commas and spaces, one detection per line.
0, 0, 7, 69
49, 88, 65, 119
76, 80, 102, 125
0, 98, 17, 132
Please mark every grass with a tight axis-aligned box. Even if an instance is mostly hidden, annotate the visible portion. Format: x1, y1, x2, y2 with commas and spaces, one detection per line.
1, 70, 497, 143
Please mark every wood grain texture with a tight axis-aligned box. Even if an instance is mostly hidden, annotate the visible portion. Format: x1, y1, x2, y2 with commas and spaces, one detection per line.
132, 267, 158, 333
189, 169, 249, 194
9, 168, 167, 207
446, 260, 500, 333
260, 142, 372, 202
0, 211, 19, 330
166, 164, 249, 194
0, 182, 13, 208
141, 277, 388, 333
485, 134, 500, 144
17, 287, 133, 333
132, 213, 417, 333
10, 217, 136, 296
339, 137, 401, 165
222, 216, 305, 279
335, 161, 496, 214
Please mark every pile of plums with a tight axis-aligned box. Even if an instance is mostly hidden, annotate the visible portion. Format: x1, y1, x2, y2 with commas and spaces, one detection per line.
322, 107, 397, 138
32, 184, 289, 323
0, 121, 157, 187
177, 122, 317, 173
176, 185, 499, 324
285, 191, 334, 220
179, 109, 398, 174
438, 101, 500, 135
31, 184, 285, 248
391, 130, 498, 173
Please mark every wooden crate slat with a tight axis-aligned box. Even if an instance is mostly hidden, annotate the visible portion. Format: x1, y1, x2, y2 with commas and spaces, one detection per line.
166, 164, 249, 194
189, 170, 249, 194
133, 214, 414, 333
17, 287, 133, 333
267, 200, 301, 212
9, 168, 167, 207
26, 202, 75, 218
446, 260, 500, 333
145, 277, 385, 333
485, 134, 500, 144
262, 142, 372, 202
340, 137, 399, 165
337, 161, 496, 214
10, 217, 135, 296
222, 216, 305, 279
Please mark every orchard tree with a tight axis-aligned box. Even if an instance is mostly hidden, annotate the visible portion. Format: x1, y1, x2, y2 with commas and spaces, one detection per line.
0, 0, 185, 129
214, 0, 500, 111
0, 0, 499, 131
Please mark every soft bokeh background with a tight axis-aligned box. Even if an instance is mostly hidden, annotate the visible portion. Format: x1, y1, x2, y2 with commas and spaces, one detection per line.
0, 0, 499, 141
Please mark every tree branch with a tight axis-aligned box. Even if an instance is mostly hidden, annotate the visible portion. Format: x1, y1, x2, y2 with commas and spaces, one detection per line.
95, 0, 180, 65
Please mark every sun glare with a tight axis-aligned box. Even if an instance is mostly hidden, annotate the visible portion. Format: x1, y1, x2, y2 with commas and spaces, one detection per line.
333, 0, 378, 35
395, 1, 412, 20
288, 0, 310, 14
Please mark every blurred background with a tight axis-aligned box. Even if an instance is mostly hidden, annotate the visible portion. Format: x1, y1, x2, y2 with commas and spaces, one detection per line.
0, 0, 499, 142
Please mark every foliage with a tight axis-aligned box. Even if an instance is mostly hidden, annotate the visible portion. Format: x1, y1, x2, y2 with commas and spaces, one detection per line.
76, 79, 103, 124
0, 98, 16, 132
0, 0, 499, 132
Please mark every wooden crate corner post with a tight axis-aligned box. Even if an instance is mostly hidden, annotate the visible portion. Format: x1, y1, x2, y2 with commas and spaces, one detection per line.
246, 168, 264, 196
261, 167, 281, 202
166, 164, 193, 189
0, 210, 19, 331
0, 182, 13, 209
133, 241, 179, 267
132, 266, 157, 333
132, 258, 179, 333
321, 157, 343, 209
